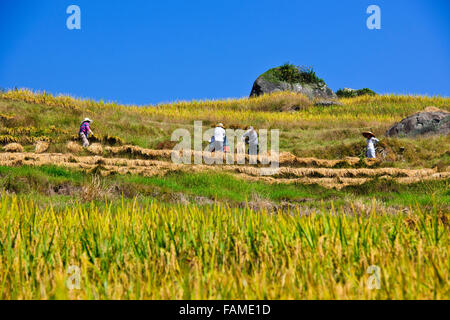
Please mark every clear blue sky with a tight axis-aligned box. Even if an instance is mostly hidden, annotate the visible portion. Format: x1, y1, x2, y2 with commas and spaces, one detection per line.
1, 0, 449, 105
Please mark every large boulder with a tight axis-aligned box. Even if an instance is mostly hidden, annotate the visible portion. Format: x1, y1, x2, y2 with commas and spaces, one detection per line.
386, 107, 450, 137
250, 64, 337, 100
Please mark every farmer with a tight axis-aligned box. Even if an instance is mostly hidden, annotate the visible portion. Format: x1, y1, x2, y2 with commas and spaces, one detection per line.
362, 131, 379, 159
79, 118, 94, 147
210, 134, 230, 153
242, 126, 259, 156
210, 123, 226, 153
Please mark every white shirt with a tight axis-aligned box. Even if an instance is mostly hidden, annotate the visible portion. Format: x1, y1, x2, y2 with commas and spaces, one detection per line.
366, 137, 379, 151
213, 127, 226, 142
242, 128, 258, 145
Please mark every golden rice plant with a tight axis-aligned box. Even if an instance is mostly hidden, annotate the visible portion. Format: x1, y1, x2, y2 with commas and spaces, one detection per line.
0, 194, 447, 300
0, 113, 15, 120
1, 126, 68, 136
0, 135, 19, 144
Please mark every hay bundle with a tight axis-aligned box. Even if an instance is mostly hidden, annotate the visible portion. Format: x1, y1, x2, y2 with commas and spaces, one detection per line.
87, 143, 103, 155
3, 143, 24, 153
278, 152, 297, 165
105, 145, 171, 159
67, 141, 83, 154
34, 141, 49, 154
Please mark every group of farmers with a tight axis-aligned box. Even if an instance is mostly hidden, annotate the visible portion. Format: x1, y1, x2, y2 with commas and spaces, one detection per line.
79, 118, 380, 159
209, 123, 259, 156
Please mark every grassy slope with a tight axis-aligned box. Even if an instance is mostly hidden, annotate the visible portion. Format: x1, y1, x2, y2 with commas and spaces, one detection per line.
0, 89, 449, 209
1, 89, 449, 168
1, 165, 448, 212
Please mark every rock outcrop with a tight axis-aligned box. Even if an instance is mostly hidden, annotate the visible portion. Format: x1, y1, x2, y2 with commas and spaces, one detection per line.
249, 64, 337, 100
386, 107, 450, 137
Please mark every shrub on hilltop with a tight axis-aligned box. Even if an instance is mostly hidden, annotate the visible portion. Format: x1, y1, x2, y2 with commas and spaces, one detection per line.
262, 63, 326, 86
336, 88, 377, 98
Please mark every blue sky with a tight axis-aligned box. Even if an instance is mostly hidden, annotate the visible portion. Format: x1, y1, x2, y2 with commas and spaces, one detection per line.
0, 0, 449, 105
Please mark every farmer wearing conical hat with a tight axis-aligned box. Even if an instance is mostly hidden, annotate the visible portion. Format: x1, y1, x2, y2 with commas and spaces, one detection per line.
210, 123, 226, 153
79, 118, 94, 148
242, 125, 259, 156
362, 131, 379, 159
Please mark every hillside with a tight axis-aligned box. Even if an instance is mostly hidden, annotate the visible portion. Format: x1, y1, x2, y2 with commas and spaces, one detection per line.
0, 88, 449, 211
0, 88, 449, 300
1, 89, 449, 166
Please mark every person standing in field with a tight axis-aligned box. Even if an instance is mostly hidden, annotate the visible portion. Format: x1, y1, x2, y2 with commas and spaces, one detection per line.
363, 131, 379, 159
242, 126, 259, 156
79, 118, 94, 147
210, 123, 226, 153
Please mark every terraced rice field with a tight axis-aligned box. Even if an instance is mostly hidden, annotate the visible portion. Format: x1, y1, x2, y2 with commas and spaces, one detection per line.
0, 90, 448, 300
0, 149, 448, 189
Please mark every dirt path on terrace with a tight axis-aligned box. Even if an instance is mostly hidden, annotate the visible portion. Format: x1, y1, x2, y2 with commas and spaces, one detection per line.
0, 151, 448, 189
